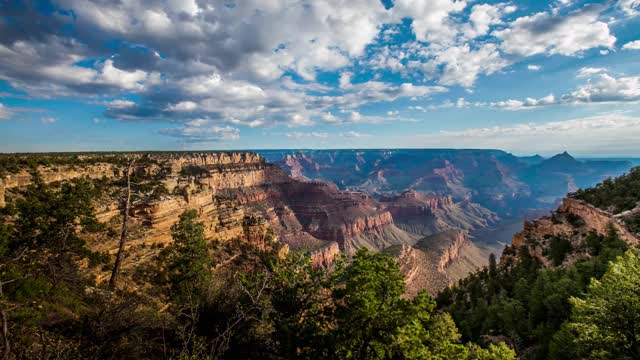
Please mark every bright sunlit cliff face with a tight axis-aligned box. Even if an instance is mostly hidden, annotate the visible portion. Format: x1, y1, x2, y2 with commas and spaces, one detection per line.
1, 0, 640, 154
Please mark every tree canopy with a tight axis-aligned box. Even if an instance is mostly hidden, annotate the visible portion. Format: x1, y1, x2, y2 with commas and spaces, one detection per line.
562, 249, 640, 359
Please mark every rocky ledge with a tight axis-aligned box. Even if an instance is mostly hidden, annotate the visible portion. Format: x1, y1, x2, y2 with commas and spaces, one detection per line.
508, 197, 639, 268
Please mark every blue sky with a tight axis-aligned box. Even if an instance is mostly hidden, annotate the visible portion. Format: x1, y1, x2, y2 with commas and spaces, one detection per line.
1, 0, 640, 156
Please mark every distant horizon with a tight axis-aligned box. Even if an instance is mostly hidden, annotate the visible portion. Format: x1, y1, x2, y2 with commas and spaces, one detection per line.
1, 147, 639, 160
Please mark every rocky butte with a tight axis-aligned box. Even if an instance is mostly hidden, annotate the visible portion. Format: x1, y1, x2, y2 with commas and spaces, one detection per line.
379, 190, 499, 236
506, 197, 639, 269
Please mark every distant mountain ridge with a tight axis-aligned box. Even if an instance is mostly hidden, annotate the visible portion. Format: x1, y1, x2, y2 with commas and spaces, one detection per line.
259, 149, 633, 216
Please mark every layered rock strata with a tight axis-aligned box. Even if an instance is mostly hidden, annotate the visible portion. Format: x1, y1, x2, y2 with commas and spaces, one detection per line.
1, 152, 406, 266
380, 190, 499, 236
391, 230, 489, 296
1, 163, 120, 206
308, 241, 341, 268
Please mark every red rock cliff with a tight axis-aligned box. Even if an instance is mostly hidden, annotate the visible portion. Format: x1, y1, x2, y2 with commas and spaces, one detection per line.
309, 241, 341, 268
558, 198, 637, 244
437, 230, 468, 272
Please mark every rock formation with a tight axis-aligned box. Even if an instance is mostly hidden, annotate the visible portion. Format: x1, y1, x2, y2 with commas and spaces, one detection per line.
558, 198, 637, 244
379, 190, 499, 236
435, 230, 468, 272
1, 163, 120, 206
1, 152, 414, 272
506, 197, 639, 268
308, 241, 341, 268
4, 151, 568, 294
259, 149, 632, 216
390, 230, 489, 296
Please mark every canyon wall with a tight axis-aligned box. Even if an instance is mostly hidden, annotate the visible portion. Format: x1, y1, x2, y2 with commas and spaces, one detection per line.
1, 151, 519, 293
160, 152, 265, 171
380, 190, 499, 236
558, 198, 637, 244
382, 191, 455, 218
275, 181, 401, 251
1, 152, 407, 267
308, 241, 341, 268
260, 149, 633, 217
436, 230, 468, 272
1, 163, 120, 207
393, 229, 489, 296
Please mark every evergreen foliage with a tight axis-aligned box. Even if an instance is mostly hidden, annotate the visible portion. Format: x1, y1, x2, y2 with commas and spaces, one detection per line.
164, 210, 212, 300
0, 176, 154, 357
438, 227, 628, 359
570, 166, 640, 214
559, 249, 640, 359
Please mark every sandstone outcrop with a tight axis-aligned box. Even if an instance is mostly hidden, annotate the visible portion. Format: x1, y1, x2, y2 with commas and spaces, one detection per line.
1, 163, 120, 206
436, 230, 468, 272
396, 244, 420, 285
308, 241, 341, 268
558, 198, 637, 244
391, 230, 489, 296
271, 181, 401, 252
506, 197, 639, 268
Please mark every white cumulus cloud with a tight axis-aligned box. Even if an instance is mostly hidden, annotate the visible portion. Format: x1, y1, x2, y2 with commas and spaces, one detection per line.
577, 67, 608, 77
159, 121, 239, 142
492, 73, 640, 109
618, 0, 640, 15
413, 43, 509, 87
495, 5, 616, 57
340, 131, 371, 138
463, 3, 517, 39
0, 103, 11, 120
285, 132, 329, 139
622, 40, 640, 50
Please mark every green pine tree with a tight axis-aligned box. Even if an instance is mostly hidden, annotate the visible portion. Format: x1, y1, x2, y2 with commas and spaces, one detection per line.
566, 249, 640, 359
165, 210, 212, 300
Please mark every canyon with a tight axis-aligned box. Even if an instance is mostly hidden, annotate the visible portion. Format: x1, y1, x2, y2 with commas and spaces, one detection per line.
259, 149, 633, 216
0, 153, 417, 270
258, 149, 634, 292
1, 150, 634, 295
379, 190, 499, 236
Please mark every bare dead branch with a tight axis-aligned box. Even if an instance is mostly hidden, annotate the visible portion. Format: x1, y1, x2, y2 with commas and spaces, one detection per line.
108, 159, 135, 291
